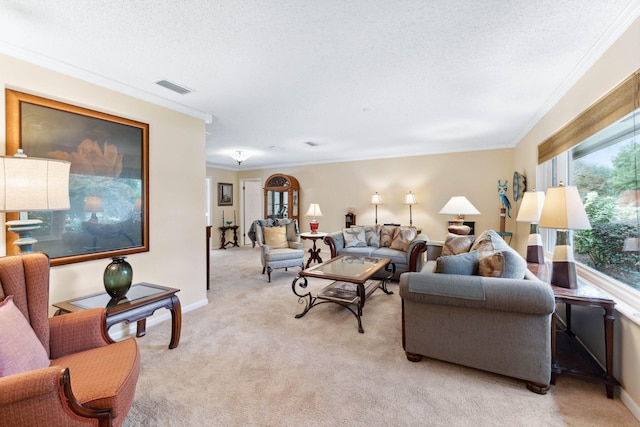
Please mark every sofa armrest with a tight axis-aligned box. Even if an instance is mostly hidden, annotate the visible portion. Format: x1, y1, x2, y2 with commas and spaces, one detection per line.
289, 241, 303, 250
426, 241, 444, 261
49, 308, 111, 359
323, 231, 345, 257
0, 366, 111, 426
399, 272, 555, 315
406, 233, 428, 272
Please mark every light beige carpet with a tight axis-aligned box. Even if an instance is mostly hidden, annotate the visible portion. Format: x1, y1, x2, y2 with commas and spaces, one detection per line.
123, 247, 639, 426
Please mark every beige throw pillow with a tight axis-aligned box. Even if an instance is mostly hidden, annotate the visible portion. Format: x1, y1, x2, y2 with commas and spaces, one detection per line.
379, 225, 398, 247
390, 226, 417, 251
263, 226, 289, 249
441, 233, 474, 256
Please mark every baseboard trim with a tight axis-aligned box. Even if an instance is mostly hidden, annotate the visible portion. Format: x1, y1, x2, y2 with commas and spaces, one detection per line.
108, 297, 209, 341
621, 387, 640, 422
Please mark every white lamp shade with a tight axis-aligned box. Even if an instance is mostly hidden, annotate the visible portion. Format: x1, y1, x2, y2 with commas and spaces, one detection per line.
516, 191, 545, 223
439, 196, 480, 215
305, 203, 323, 217
370, 193, 382, 205
84, 196, 104, 213
0, 156, 70, 212
539, 185, 591, 230
404, 191, 417, 205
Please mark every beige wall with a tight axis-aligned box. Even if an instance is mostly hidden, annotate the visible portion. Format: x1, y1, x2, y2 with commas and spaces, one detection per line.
513, 16, 640, 416
0, 54, 208, 323
213, 148, 516, 252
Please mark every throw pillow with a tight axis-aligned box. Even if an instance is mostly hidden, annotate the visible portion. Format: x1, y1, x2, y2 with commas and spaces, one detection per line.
343, 227, 367, 248
0, 296, 50, 377
434, 251, 479, 275
363, 225, 380, 248
262, 226, 289, 249
470, 230, 495, 253
441, 233, 475, 256
501, 249, 528, 279
379, 225, 398, 248
390, 226, 417, 251
477, 251, 505, 277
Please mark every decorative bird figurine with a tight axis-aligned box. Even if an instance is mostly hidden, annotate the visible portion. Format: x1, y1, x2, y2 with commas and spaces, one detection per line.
498, 180, 512, 218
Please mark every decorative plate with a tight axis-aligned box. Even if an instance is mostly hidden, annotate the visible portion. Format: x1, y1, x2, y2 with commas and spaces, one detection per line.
513, 171, 526, 202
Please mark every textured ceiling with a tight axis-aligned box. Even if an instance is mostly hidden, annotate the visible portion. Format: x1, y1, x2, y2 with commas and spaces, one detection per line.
0, 0, 639, 170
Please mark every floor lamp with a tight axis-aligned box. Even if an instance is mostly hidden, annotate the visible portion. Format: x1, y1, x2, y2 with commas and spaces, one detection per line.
404, 191, 417, 226
538, 184, 591, 289
0, 150, 71, 253
370, 192, 382, 225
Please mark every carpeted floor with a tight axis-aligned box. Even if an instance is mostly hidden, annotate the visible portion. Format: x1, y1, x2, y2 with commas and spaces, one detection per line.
123, 247, 639, 426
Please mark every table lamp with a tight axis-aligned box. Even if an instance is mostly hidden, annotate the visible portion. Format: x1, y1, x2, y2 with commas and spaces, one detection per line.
370, 192, 382, 225
305, 203, 323, 233
439, 196, 480, 235
0, 150, 70, 252
538, 183, 591, 289
404, 191, 417, 226
516, 190, 546, 263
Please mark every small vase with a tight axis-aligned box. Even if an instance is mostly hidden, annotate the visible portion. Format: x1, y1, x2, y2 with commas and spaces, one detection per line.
103, 256, 133, 298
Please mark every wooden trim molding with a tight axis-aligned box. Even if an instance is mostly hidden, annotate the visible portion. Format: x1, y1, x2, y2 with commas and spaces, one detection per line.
538, 69, 640, 164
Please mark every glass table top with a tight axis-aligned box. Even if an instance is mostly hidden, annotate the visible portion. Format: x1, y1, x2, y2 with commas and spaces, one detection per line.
70, 284, 165, 309
300, 255, 390, 283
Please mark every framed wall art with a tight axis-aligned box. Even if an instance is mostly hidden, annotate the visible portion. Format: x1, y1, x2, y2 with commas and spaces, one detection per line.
218, 183, 233, 206
5, 89, 150, 266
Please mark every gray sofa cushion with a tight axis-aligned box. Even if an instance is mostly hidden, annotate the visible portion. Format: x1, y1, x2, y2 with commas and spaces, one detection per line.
435, 251, 479, 275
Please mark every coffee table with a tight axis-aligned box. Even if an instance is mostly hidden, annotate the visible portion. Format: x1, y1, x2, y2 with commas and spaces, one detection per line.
292, 255, 395, 333
53, 282, 181, 349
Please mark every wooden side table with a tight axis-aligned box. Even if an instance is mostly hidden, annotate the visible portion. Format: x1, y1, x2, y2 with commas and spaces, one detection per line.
300, 232, 327, 268
528, 263, 620, 398
53, 283, 182, 349
219, 225, 239, 249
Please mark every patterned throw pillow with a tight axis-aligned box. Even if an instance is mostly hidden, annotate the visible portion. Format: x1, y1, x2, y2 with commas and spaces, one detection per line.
477, 250, 505, 277
470, 230, 495, 253
262, 226, 289, 249
363, 225, 380, 248
441, 233, 475, 256
0, 296, 50, 377
343, 227, 367, 248
379, 225, 398, 247
390, 226, 418, 251
435, 251, 479, 275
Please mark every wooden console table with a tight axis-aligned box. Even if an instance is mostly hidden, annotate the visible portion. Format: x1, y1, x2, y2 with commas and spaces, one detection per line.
219, 225, 239, 249
53, 283, 182, 349
528, 262, 620, 398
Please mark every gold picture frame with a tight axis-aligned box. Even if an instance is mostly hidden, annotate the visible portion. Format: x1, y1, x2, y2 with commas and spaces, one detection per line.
5, 89, 150, 266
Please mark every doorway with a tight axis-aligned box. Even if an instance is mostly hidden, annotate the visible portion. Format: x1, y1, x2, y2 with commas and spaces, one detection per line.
241, 179, 262, 245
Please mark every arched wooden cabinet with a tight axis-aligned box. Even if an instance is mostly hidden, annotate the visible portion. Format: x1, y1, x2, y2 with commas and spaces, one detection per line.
264, 174, 300, 222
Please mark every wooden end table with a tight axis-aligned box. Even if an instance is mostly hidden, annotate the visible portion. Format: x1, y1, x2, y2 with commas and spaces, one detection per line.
219, 225, 239, 249
300, 231, 327, 268
53, 282, 182, 349
528, 263, 620, 398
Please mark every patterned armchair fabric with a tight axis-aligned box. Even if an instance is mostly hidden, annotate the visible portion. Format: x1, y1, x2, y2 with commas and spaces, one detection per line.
255, 220, 304, 282
0, 253, 139, 426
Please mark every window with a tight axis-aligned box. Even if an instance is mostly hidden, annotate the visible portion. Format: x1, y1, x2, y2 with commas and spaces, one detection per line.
569, 109, 640, 292
538, 70, 640, 310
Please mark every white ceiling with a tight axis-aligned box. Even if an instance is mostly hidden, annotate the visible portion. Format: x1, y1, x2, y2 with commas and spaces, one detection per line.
1, 1, 639, 170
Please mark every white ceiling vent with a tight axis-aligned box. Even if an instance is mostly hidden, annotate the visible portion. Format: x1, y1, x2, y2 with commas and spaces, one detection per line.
155, 80, 192, 95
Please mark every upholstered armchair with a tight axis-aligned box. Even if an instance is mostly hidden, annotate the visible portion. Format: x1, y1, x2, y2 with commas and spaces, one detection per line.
255, 219, 305, 282
0, 253, 139, 426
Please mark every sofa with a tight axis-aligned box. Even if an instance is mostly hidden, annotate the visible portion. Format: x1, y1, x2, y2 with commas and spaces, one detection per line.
254, 219, 304, 282
324, 225, 428, 280
399, 230, 555, 393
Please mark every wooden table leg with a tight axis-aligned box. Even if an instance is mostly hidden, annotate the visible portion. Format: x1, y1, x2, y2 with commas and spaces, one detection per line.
169, 295, 182, 349
136, 319, 147, 337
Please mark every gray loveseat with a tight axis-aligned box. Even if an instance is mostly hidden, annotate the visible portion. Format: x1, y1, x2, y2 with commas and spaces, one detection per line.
324, 225, 428, 280
399, 230, 555, 393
